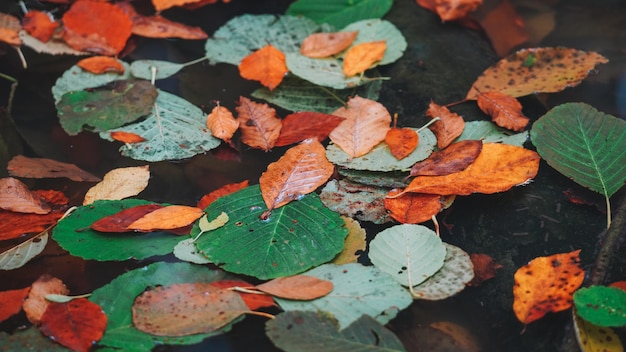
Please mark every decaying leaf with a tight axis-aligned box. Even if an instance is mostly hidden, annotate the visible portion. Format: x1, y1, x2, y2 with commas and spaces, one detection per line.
197, 180, 249, 210
410, 140, 483, 176
300, 31, 358, 58
468, 253, 502, 286
22, 10, 58, 43
238, 44, 288, 90
384, 189, 444, 224
331, 216, 366, 265
320, 179, 392, 224
477, 92, 529, 132
417, 0, 483, 22
40, 299, 107, 352
236, 97, 282, 151
0, 287, 30, 322
255, 275, 333, 300
385, 127, 419, 160
77, 56, 125, 75
8, 155, 100, 182
83, 166, 150, 205
117, 2, 207, 40
573, 310, 624, 352
0, 177, 50, 215
275, 112, 344, 147
0, 13, 22, 46
23, 274, 69, 325
0, 231, 49, 270
343, 40, 386, 77
206, 105, 239, 141
426, 101, 465, 149
127, 205, 204, 231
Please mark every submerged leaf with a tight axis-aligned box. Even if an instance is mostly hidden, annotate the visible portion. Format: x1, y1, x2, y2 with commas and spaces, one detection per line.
8, 155, 101, 182
286, 0, 393, 29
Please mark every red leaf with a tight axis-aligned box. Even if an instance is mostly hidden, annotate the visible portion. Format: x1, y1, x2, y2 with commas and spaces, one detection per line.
275, 112, 344, 147
91, 204, 164, 233
468, 253, 502, 286
0, 287, 30, 323
22, 10, 58, 43
40, 299, 107, 352
0, 209, 64, 240
209, 280, 275, 310
197, 180, 249, 210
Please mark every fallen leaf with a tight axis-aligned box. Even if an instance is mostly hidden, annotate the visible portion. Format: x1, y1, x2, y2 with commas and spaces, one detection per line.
77, 56, 125, 75
329, 96, 391, 158
22, 10, 58, 43
256, 275, 333, 300
343, 40, 386, 77
384, 189, 444, 224
239, 44, 288, 90
83, 166, 150, 205
320, 179, 392, 224
0, 13, 22, 46
0, 177, 50, 214
0, 232, 49, 270
209, 280, 275, 310
275, 112, 344, 147
416, 0, 482, 22
197, 180, 250, 210
8, 155, 101, 182
127, 205, 204, 231
426, 101, 465, 149
609, 281, 626, 292
236, 97, 282, 151
117, 2, 207, 40
476, 0, 529, 57
110, 131, 146, 144
477, 91, 529, 132
90, 204, 164, 233
430, 321, 481, 352
0, 287, 30, 323
195, 212, 229, 234
300, 31, 358, 58
23, 274, 69, 325
410, 140, 483, 176
62, 0, 133, 55
40, 299, 107, 352
132, 283, 248, 336
466, 47, 609, 99
401, 143, 540, 195
468, 253, 502, 286
206, 105, 239, 141
385, 127, 419, 160
152, 0, 206, 12
513, 250, 584, 324
260, 138, 334, 211
331, 216, 366, 264
0, 210, 62, 241
573, 312, 624, 352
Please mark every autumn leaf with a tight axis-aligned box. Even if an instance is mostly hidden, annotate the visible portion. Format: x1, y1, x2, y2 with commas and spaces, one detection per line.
0, 189, 67, 240
0, 287, 30, 323
513, 250, 584, 324
209, 280, 276, 310
477, 91, 529, 132
22, 10, 58, 43
275, 112, 344, 147
410, 140, 483, 176
77, 56, 125, 75
206, 105, 239, 141
117, 2, 207, 40
83, 166, 150, 205
0, 177, 50, 214
331, 217, 366, 264
343, 40, 386, 77
260, 138, 334, 211
417, 0, 482, 22
384, 189, 444, 224
40, 299, 107, 352
385, 127, 418, 160
152, 0, 208, 12
0, 13, 22, 46
426, 101, 465, 149
466, 47, 609, 99
236, 97, 282, 151
238, 44, 288, 90
401, 143, 540, 195
197, 180, 250, 210
329, 95, 391, 158
468, 253, 502, 286
476, 0, 529, 57
23, 274, 69, 325
110, 131, 146, 144
255, 275, 333, 300
8, 155, 100, 182
127, 205, 204, 231
90, 204, 164, 233
300, 31, 358, 58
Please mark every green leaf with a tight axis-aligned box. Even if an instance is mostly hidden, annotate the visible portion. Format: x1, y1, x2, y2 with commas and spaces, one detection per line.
0, 232, 48, 270
326, 128, 436, 171
52, 199, 183, 261
455, 120, 528, 146
173, 238, 211, 264
266, 311, 407, 352
100, 89, 221, 162
274, 263, 413, 329
56, 80, 157, 135
531, 103, 626, 198
130, 60, 186, 80
411, 243, 474, 300
194, 185, 348, 279
51, 63, 131, 103
286, 0, 393, 29
89, 262, 232, 350
0, 327, 67, 351
573, 286, 626, 327
368, 224, 446, 287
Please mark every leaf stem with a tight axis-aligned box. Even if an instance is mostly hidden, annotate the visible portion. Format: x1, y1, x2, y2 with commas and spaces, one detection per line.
0, 72, 17, 83
230, 286, 266, 295
416, 117, 439, 133
245, 310, 275, 319
604, 194, 611, 228
183, 56, 208, 67
317, 85, 346, 106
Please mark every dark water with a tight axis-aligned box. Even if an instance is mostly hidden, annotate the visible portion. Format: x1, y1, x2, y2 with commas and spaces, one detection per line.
1, 0, 625, 351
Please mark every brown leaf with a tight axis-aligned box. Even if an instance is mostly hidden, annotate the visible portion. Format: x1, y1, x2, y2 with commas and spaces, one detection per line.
238, 45, 288, 90
0, 13, 22, 46
77, 56, 125, 74
117, 2, 207, 40
40, 299, 107, 352
260, 138, 334, 210
343, 40, 386, 77
127, 205, 204, 231
300, 31, 358, 58
0, 177, 50, 214
23, 274, 69, 325
468, 253, 502, 286
22, 10, 58, 43
91, 204, 164, 233
0, 209, 64, 240
329, 96, 392, 158
209, 280, 275, 310
426, 101, 465, 149
476, 0, 529, 57
83, 166, 150, 205
385, 127, 419, 160
384, 189, 444, 224
477, 91, 529, 132
236, 97, 282, 151
410, 140, 483, 176
8, 155, 100, 182
275, 112, 344, 147
197, 180, 249, 210
206, 105, 239, 141
255, 275, 333, 300
0, 287, 30, 323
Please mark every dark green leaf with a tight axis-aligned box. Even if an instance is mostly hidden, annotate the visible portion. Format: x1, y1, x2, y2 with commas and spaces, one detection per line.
574, 286, 626, 327
286, 0, 393, 29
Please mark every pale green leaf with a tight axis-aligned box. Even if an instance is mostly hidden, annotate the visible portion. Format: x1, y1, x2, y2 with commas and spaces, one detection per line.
411, 243, 474, 300
0, 232, 48, 270
455, 120, 528, 146
130, 60, 186, 80
173, 238, 211, 264
52, 63, 131, 103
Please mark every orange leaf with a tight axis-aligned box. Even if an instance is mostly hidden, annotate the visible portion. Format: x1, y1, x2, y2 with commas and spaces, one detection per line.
206, 105, 239, 141
426, 101, 465, 149
8, 155, 101, 182
260, 138, 334, 211
513, 250, 584, 324
0, 13, 22, 46
410, 140, 483, 176
91, 204, 164, 233
468, 253, 502, 286
209, 280, 275, 310
275, 112, 344, 147
343, 40, 386, 77
477, 0, 528, 57
436, 0, 482, 22
197, 180, 249, 210
385, 127, 419, 160
127, 205, 204, 231
329, 95, 392, 158
22, 10, 58, 43
23, 274, 69, 325
40, 299, 107, 352
236, 97, 282, 151
238, 44, 288, 90
477, 91, 529, 132
0, 287, 30, 323
117, 2, 208, 40
152, 0, 206, 12
110, 131, 146, 144
62, 1, 133, 56
0, 209, 64, 240
77, 56, 125, 74
255, 275, 333, 300
609, 281, 626, 292
384, 189, 444, 224
402, 143, 540, 195
300, 31, 358, 58
0, 177, 50, 214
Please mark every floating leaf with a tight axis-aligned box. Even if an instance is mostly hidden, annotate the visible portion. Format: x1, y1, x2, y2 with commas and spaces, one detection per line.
477, 92, 529, 132
385, 127, 418, 160
127, 205, 204, 231
20, 30, 88, 56
286, 0, 393, 29
8, 155, 100, 182
40, 299, 107, 352
83, 165, 149, 205
574, 286, 626, 327
0, 13, 22, 46
0, 287, 30, 322
52, 63, 131, 103
418, 0, 482, 22
77, 56, 125, 75
319, 179, 391, 224
410, 140, 483, 176
173, 238, 211, 264
0, 177, 50, 215
275, 112, 344, 147
426, 101, 465, 149
573, 310, 624, 352
343, 41, 386, 77
22, 10, 58, 43
130, 59, 186, 80
455, 120, 528, 146
209, 280, 276, 311
23, 274, 69, 325
331, 217, 366, 265
513, 250, 584, 324
110, 131, 146, 144
256, 276, 333, 300
238, 44, 288, 90
411, 243, 474, 300
206, 105, 239, 141
197, 181, 249, 210
0, 232, 48, 270
300, 31, 358, 58
468, 253, 503, 286
118, 2, 207, 40
236, 97, 282, 151
91, 204, 163, 233
384, 189, 444, 224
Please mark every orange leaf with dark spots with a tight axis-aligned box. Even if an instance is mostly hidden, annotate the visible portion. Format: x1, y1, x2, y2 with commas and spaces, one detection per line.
197, 180, 249, 210
209, 280, 275, 310
384, 189, 444, 224
385, 128, 419, 160
300, 31, 358, 58
426, 101, 465, 149
0, 13, 22, 46
127, 205, 204, 231
236, 97, 282, 151
238, 44, 288, 90
468, 253, 502, 286
275, 112, 344, 147
477, 91, 529, 131
343, 41, 386, 77
40, 299, 107, 352
22, 10, 58, 43
513, 250, 584, 324
77, 56, 125, 74
110, 131, 146, 144
206, 105, 239, 141
23, 274, 69, 325
91, 204, 164, 233
117, 2, 207, 40
0, 287, 30, 323
410, 140, 482, 176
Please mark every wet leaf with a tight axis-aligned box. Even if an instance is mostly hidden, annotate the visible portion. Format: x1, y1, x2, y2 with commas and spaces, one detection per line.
385, 127, 418, 160
417, 0, 482, 22
513, 250, 584, 324
468, 253, 503, 286
411, 243, 474, 300
173, 238, 211, 264
477, 0, 529, 57
77, 56, 125, 75
410, 140, 482, 176
0, 190, 66, 241
275, 112, 344, 147
128, 205, 204, 231
110, 131, 146, 144
455, 120, 528, 146
152, 0, 207, 12
206, 105, 239, 141
466, 47, 608, 99
19, 30, 88, 56
609, 281, 626, 292
0, 287, 30, 322
52, 63, 131, 103
574, 286, 626, 327
22, 10, 58, 43
300, 31, 358, 58
197, 180, 249, 210
256, 275, 333, 300
573, 310, 624, 352
0, 327, 68, 351
384, 189, 445, 224
0, 13, 22, 46
0, 232, 48, 270
83, 165, 150, 205
286, 0, 393, 29
118, 2, 207, 40
236, 97, 282, 151
8, 155, 100, 182
260, 138, 334, 210
209, 280, 276, 311
239, 44, 288, 90
426, 101, 465, 149
130, 59, 188, 80
319, 179, 392, 224
23, 274, 69, 325
331, 217, 366, 265
91, 204, 164, 233
402, 143, 540, 195
343, 41, 386, 77
429, 321, 481, 352
0, 177, 50, 214
40, 299, 107, 352
477, 92, 529, 132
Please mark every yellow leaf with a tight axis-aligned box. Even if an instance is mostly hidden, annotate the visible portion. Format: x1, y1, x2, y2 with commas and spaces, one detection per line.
83, 166, 150, 205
